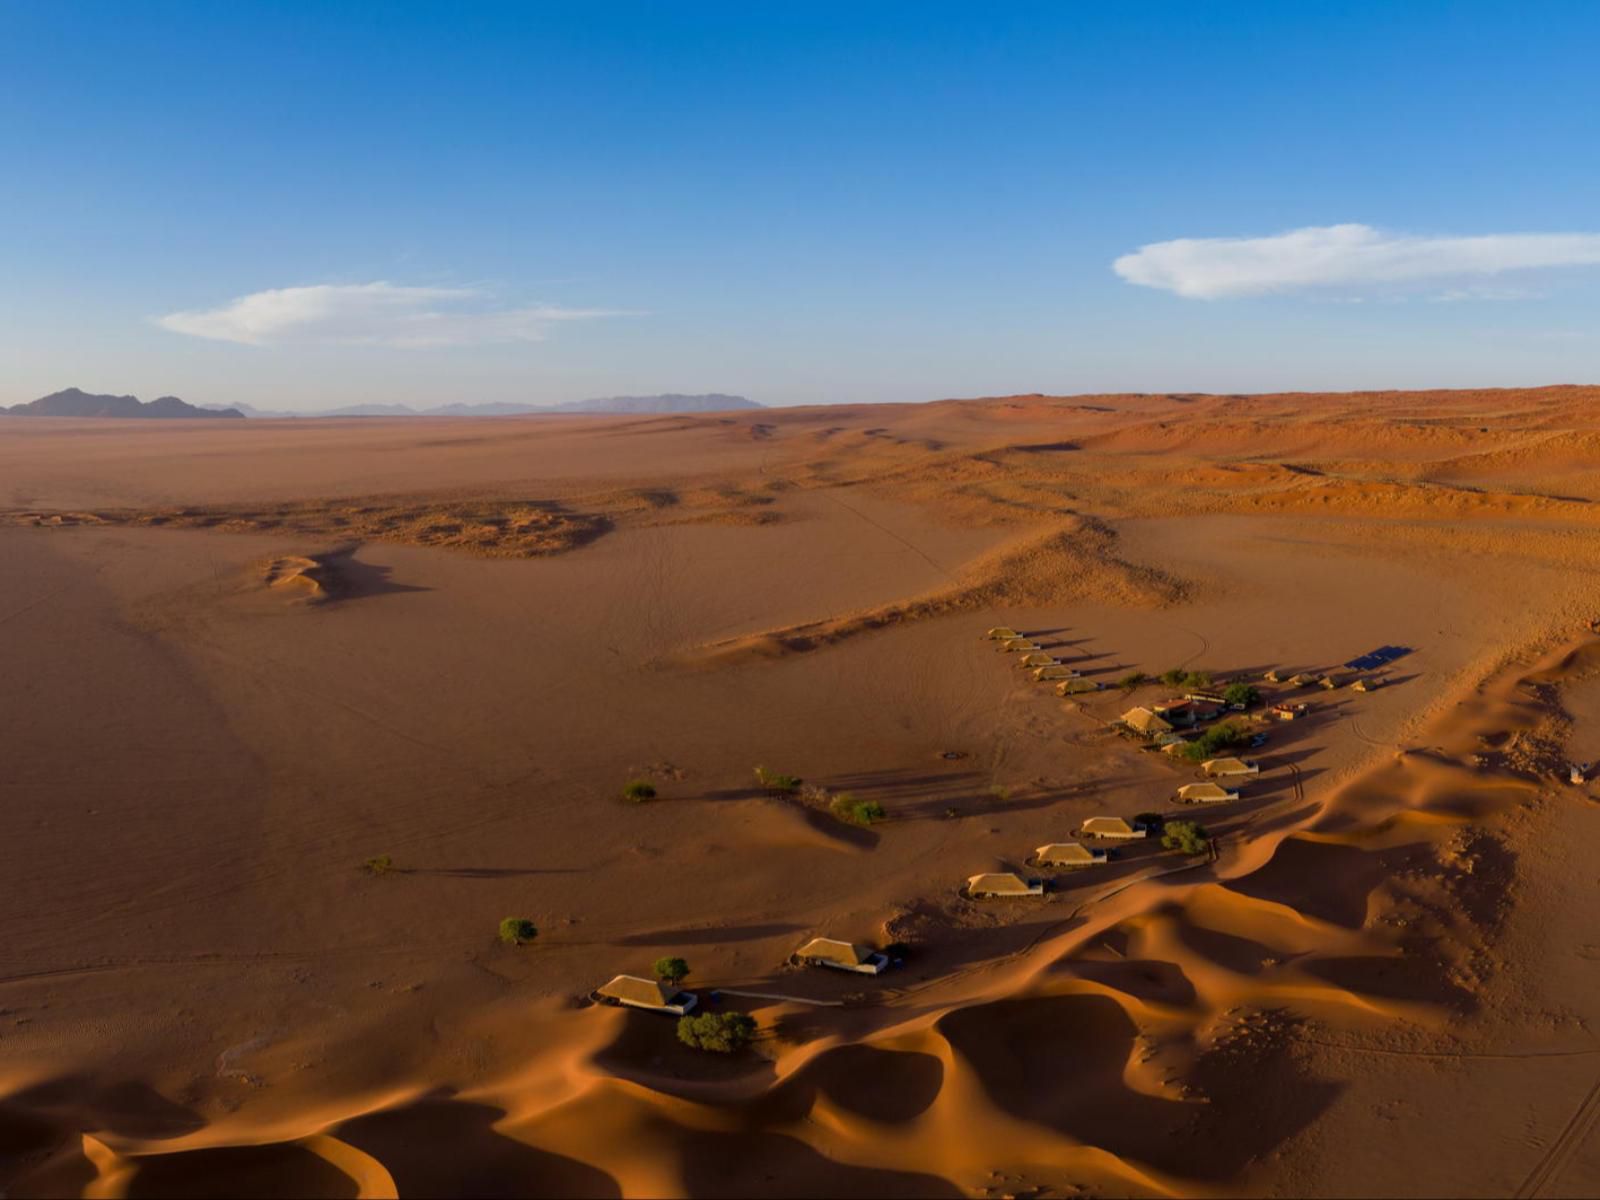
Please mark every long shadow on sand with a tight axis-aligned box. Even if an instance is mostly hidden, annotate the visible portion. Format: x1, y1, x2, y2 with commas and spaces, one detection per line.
618, 921, 806, 946
937, 992, 1342, 1181
124, 1143, 360, 1200
335, 1096, 620, 1199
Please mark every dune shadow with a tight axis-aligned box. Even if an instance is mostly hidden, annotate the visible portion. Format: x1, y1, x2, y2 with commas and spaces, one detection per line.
675, 1129, 961, 1198
336, 1096, 619, 1199
125, 1143, 359, 1199
6, 1077, 204, 1142
938, 993, 1342, 1180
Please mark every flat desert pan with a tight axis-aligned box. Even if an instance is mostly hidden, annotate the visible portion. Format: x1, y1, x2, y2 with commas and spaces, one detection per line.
6, 389, 1600, 1198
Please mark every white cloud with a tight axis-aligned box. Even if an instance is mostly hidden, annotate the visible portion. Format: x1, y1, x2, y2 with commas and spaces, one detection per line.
1112, 224, 1600, 299
156, 282, 624, 346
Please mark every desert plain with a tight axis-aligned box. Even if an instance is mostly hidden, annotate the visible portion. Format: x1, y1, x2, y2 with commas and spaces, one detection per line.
4, 387, 1600, 1197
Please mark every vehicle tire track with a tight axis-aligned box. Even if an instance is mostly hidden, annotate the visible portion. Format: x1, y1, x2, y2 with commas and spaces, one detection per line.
1517, 1072, 1600, 1198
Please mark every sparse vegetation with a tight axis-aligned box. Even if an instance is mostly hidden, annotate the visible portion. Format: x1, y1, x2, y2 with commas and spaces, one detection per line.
1223, 682, 1261, 708
363, 854, 394, 876
988, 783, 1012, 804
829, 792, 886, 826
1116, 671, 1147, 690
1162, 667, 1213, 689
1177, 720, 1251, 762
1161, 819, 1210, 856
622, 778, 657, 803
677, 1011, 757, 1053
653, 956, 690, 987
498, 917, 538, 945
754, 765, 802, 796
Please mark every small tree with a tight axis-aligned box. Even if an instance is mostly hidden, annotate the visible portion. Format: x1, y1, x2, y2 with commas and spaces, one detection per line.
653, 956, 690, 987
1223, 682, 1260, 708
498, 917, 538, 945
1185, 669, 1212, 689
1116, 671, 1147, 691
830, 793, 886, 826
1161, 667, 1187, 686
677, 1011, 757, 1053
363, 854, 394, 876
1161, 820, 1210, 856
622, 778, 657, 803
754, 766, 802, 796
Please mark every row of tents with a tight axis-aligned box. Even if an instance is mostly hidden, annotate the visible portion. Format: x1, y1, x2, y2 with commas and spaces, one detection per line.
986, 626, 1104, 692
591, 936, 895, 1016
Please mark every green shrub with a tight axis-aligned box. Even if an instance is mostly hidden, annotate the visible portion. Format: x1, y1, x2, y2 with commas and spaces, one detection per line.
754, 766, 802, 795
498, 917, 538, 945
1177, 720, 1251, 762
677, 1011, 757, 1053
1223, 682, 1260, 708
1161, 820, 1210, 856
1116, 671, 1147, 690
1161, 667, 1187, 686
988, 784, 1012, 804
622, 778, 658, 803
653, 956, 690, 986
829, 793, 886, 826
363, 854, 394, 876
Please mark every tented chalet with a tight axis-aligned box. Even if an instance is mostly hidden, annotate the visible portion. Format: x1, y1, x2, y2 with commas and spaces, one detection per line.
1263, 669, 1283, 683
1201, 756, 1260, 778
1018, 652, 1058, 668
985, 626, 1021, 640
1121, 707, 1174, 736
1034, 842, 1107, 867
593, 975, 699, 1015
1034, 664, 1077, 681
1001, 638, 1043, 653
1319, 673, 1345, 690
964, 872, 1046, 898
794, 937, 890, 975
1177, 781, 1238, 804
1350, 677, 1383, 693
1057, 677, 1103, 695
1287, 673, 1319, 687
1081, 816, 1148, 840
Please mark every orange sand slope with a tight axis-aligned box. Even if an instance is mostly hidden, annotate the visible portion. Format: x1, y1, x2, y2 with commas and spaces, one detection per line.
5, 388, 1600, 1198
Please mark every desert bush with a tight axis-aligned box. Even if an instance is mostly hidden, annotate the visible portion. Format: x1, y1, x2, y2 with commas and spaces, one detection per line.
1160, 667, 1187, 686
653, 956, 690, 986
1177, 720, 1250, 762
988, 783, 1012, 804
754, 766, 802, 796
363, 854, 394, 876
677, 1011, 757, 1053
1223, 682, 1260, 708
829, 793, 886, 826
498, 917, 538, 945
1164, 667, 1212, 689
1161, 820, 1210, 856
622, 778, 657, 803
1117, 671, 1147, 690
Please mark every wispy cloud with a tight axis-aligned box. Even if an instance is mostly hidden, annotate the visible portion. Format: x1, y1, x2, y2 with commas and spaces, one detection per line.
156, 282, 626, 347
1113, 224, 1600, 299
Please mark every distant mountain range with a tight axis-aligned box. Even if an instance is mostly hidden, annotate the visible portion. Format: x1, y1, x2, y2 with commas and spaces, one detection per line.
205, 393, 761, 419
3, 388, 243, 419
3, 389, 760, 421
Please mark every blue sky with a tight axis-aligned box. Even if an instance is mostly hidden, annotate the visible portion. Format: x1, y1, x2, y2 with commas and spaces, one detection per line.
5, 1, 1600, 410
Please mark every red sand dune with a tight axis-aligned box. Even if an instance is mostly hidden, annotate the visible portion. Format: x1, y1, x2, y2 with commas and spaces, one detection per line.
5, 389, 1600, 1197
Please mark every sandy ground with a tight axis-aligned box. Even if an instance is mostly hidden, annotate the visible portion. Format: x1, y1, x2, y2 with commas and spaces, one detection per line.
5, 388, 1600, 1197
